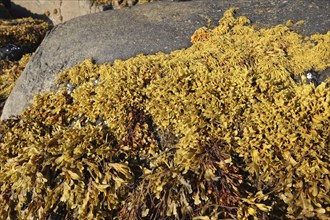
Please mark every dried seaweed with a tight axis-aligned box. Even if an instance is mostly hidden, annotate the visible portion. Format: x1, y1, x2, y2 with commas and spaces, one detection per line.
0, 54, 31, 115
0, 8, 329, 220
0, 17, 51, 49
0, 16, 51, 114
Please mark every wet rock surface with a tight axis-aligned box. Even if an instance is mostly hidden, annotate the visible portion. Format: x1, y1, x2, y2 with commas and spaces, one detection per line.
0, 43, 24, 60
294, 69, 330, 86
1, 0, 329, 120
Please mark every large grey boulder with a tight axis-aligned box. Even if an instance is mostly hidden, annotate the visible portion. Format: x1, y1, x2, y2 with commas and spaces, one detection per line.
1, 0, 329, 120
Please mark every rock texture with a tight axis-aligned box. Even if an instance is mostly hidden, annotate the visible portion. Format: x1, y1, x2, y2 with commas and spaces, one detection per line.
0, 0, 11, 19
11, 0, 103, 25
1, 0, 329, 120
0, 0, 10, 8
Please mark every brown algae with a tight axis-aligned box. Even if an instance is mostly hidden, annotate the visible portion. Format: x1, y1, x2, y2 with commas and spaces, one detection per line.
0, 17, 50, 117
0, 54, 31, 107
0, 17, 51, 48
0, 8, 329, 219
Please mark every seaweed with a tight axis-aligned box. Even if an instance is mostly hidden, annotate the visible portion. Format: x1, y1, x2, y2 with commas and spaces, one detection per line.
0, 8, 329, 219
0, 17, 51, 51
0, 16, 50, 115
0, 54, 31, 115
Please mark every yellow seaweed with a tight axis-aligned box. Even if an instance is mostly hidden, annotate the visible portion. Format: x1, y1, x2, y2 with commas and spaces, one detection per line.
0, 8, 329, 220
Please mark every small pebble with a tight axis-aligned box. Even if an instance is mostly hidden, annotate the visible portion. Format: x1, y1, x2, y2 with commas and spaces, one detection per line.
306, 72, 313, 79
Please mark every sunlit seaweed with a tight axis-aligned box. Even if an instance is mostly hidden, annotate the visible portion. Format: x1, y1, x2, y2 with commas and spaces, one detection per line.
0, 54, 31, 115
0, 8, 329, 219
0, 17, 51, 48
0, 16, 50, 117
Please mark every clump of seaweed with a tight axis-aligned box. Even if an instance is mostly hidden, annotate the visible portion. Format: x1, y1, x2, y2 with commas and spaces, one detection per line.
0, 17, 51, 50
0, 16, 50, 116
0, 8, 329, 219
0, 54, 31, 114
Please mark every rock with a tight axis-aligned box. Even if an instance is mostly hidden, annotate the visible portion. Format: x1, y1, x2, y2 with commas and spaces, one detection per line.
0, 0, 11, 19
1, 0, 329, 120
10, 0, 103, 25
0, 43, 23, 60
10, 0, 161, 25
0, 0, 10, 8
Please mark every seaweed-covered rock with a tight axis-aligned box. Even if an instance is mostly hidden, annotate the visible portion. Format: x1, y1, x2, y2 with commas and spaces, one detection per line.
0, 17, 51, 56
2, 0, 330, 120
0, 8, 329, 220
0, 17, 50, 118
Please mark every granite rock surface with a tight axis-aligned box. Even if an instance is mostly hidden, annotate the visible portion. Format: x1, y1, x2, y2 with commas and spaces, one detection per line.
1, 0, 329, 120
11, 0, 103, 25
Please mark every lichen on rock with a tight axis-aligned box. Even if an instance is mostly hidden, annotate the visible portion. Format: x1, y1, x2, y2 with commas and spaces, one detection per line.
0, 8, 329, 219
